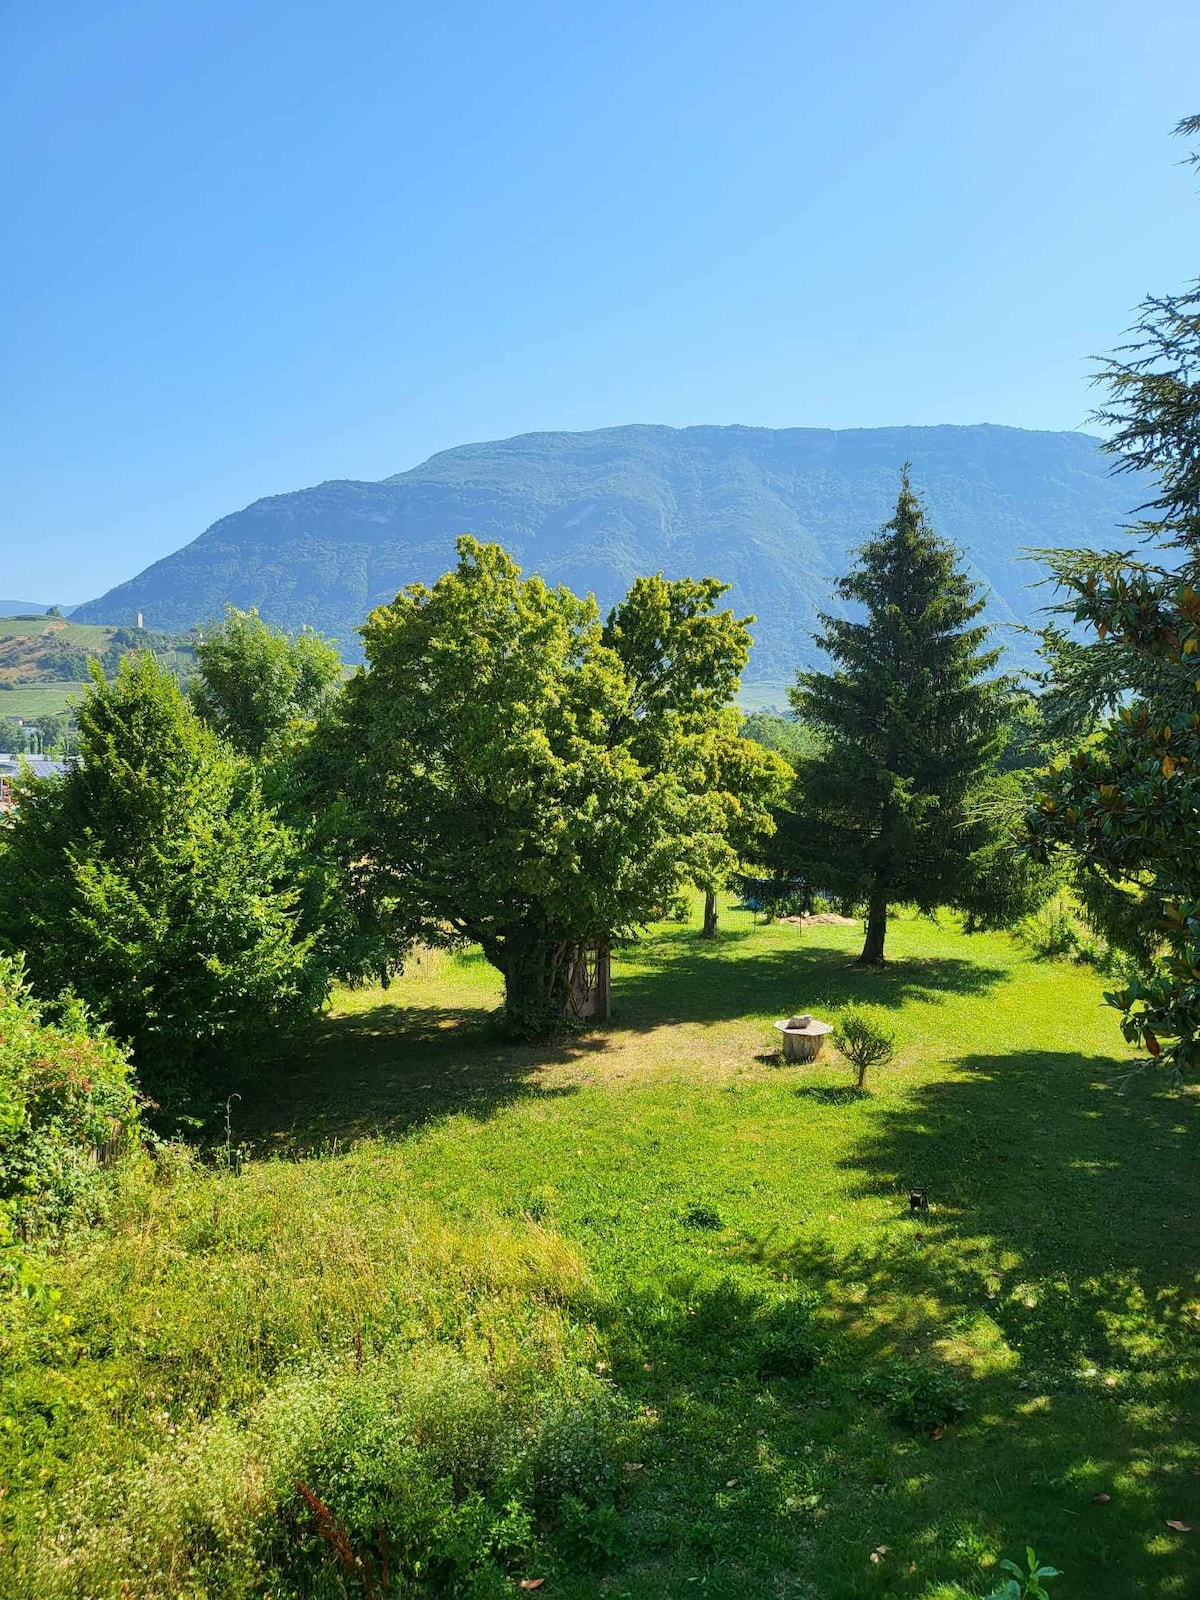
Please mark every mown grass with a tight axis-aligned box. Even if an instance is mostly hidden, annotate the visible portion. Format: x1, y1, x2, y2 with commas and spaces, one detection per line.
4, 900, 1199, 1597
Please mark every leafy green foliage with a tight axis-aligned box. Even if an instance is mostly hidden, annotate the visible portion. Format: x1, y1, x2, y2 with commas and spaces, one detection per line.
989, 1546, 1061, 1599
778, 470, 1021, 962
830, 1005, 896, 1089
740, 709, 821, 763
555, 1495, 625, 1570
339, 538, 765, 1035
191, 605, 343, 757
1026, 117, 1200, 1078
1, 1174, 622, 1599
0, 955, 140, 1243
0, 654, 328, 1101
858, 1355, 967, 1431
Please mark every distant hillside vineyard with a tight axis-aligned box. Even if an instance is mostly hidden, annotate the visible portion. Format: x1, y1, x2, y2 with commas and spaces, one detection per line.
72, 423, 1146, 682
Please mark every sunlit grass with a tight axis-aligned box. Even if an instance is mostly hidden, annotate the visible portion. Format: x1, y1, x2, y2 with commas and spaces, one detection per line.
3, 896, 1198, 1597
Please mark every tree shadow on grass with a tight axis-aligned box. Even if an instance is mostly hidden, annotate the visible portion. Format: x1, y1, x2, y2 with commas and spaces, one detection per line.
594, 1243, 1199, 1599
233, 1000, 596, 1153
622, 1047, 1200, 1595
840, 1048, 1200, 1284
614, 932, 1008, 1028
793, 1083, 867, 1106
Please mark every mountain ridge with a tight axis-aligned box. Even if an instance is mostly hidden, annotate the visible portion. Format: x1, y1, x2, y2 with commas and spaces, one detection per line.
72, 422, 1146, 679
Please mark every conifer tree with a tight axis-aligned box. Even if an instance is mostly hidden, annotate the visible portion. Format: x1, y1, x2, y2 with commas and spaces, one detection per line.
1026, 115, 1200, 1077
778, 470, 1014, 963
0, 654, 328, 1098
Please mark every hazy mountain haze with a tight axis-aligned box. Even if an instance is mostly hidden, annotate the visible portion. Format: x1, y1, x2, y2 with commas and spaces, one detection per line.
73, 422, 1144, 683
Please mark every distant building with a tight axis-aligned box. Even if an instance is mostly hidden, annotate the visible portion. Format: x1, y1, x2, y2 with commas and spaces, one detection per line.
0, 753, 71, 812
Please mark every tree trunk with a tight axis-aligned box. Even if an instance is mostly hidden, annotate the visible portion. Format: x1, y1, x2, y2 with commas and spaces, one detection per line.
498, 936, 580, 1039
858, 887, 888, 965
701, 887, 718, 938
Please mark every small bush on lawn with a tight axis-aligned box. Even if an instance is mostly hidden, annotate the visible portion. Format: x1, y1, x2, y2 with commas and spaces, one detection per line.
0, 953, 141, 1244
1018, 895, 1084, 961
1018, 892, 1115, 969
858, 1356, 968, 1431
831, 1006, 896, 1091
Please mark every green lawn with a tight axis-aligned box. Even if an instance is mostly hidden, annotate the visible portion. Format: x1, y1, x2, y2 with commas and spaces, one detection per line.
4, 903, 1198, 1597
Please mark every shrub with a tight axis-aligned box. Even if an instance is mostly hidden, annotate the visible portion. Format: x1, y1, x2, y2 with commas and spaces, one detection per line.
858, 1356, 968, 1431
0, 655, 330, 1104
0, 953, 140, 1244
1018, 895, 1083, 961
7, 1343, 625, 1598
831, 1006, 896, 1090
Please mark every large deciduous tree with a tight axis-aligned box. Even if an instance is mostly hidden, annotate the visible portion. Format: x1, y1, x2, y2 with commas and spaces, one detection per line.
776, 470, 1018, 963
0, 654, 328, 1101
339, 538, 761, 1036
1026, 117, 1200, 1078
191, 605, 343, 758
690, 715, 792, 936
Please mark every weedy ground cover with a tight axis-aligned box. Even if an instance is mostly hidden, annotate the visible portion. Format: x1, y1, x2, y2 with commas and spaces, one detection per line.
2, 901, 1198, 1597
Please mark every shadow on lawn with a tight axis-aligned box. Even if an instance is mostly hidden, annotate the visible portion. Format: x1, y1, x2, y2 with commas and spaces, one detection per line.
600, 1236, 1199, 1599
614, 929, 1008, 1027
650, 1046, 1200, 1595
843, 1047, 1200, 1283
235, 1000, 598, 1152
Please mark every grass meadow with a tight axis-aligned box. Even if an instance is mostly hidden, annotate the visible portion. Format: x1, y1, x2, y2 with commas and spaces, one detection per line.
3, 899, 1198, 1597
0, 683, 86, 719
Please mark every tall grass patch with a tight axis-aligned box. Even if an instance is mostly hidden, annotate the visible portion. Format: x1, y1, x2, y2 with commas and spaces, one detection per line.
1, 1149, 621, 1597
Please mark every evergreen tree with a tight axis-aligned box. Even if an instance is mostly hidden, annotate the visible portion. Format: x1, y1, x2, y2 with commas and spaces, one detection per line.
779, 470, 1016, 963
1026, 116, 1200, 1077
0, 655, 328, 1100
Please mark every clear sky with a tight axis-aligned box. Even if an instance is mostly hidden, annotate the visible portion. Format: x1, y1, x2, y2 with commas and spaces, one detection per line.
4, 0, 1200, 603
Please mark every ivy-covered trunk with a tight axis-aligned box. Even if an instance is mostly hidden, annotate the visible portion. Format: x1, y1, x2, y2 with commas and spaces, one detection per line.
494, 934, 582, 1039
858, 887, 888, 965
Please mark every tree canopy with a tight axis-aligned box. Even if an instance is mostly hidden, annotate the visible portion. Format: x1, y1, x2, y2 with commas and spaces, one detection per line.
1026, 116, 1200, 1078
338, 538, 765, 1034
191, 605, 343, 758
0, 655, 328, 1102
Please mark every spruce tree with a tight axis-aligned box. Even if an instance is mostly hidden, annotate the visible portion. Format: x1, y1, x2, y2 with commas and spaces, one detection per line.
1026, 115, 1200, 1077
0, 654, 328, 1099
779, 470, 1013, 963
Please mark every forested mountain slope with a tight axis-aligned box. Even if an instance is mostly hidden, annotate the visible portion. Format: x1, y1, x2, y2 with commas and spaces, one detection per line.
74, 423, 1145, 678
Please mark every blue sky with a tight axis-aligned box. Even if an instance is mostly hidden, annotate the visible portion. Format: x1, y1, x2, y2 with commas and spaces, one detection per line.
4, 0, 1199, 602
